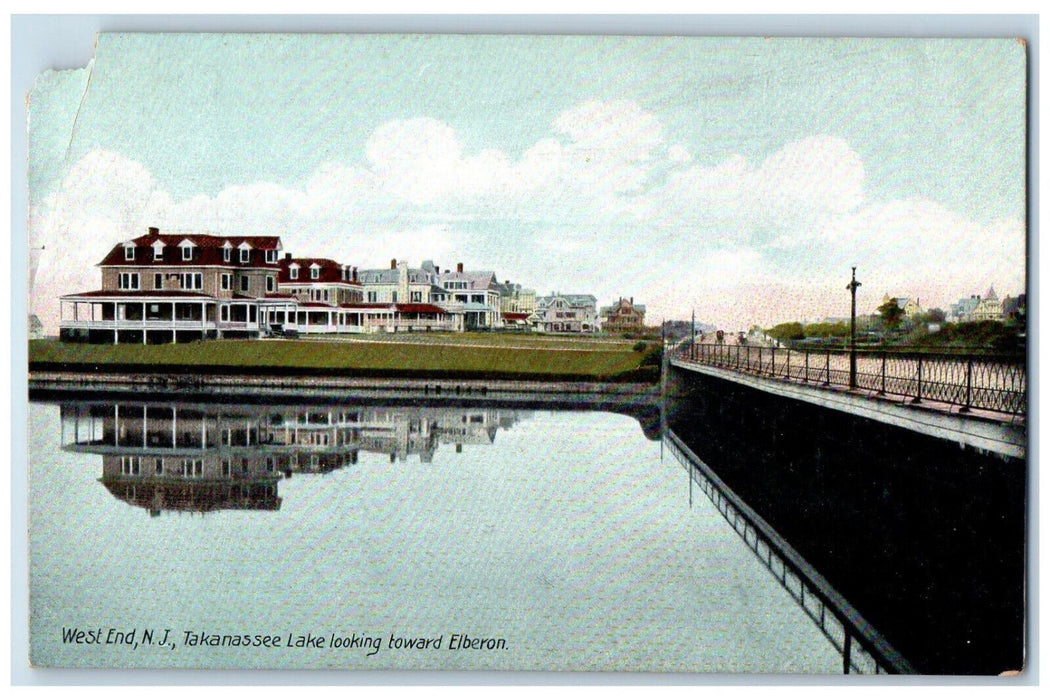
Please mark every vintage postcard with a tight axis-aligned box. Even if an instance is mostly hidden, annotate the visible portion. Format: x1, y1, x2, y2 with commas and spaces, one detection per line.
25, 32, 1027, 676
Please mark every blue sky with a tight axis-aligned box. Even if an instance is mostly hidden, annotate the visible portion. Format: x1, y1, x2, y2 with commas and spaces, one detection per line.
29, 33, 1027, 332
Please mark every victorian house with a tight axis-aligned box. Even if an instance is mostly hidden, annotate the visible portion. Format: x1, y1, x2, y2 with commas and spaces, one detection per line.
600, 297, 647, 332
432, 262, 504, 331
59, 227, 285, 344
276, 256, 365, 333
531, 293, 598, 333
354, 259, 454, 332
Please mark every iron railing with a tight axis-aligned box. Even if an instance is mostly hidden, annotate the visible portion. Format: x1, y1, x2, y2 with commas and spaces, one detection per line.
665, 429, 917, 674
675, 343, 1025, 416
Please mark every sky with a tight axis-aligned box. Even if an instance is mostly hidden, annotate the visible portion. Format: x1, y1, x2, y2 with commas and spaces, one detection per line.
27, 33, 1027, 333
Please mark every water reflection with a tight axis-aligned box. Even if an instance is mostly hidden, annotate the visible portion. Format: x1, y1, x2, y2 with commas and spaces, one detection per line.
60, 401, 532, 516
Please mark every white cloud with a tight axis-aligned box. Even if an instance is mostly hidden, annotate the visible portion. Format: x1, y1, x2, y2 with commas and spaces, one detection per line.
29, 102, 1025, 334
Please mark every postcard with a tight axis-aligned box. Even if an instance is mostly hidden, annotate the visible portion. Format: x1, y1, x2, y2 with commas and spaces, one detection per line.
25, 32, 1027, 676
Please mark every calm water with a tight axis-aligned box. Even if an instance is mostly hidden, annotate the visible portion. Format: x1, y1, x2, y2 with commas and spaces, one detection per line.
29, 398, 841, 672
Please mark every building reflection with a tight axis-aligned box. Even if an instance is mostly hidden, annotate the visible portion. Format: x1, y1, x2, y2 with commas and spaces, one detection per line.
60, 401, 531, 516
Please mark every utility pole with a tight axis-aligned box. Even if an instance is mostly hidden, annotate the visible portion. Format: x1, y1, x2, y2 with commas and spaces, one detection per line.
691, 309, 696, 351
847, 266, 862, 389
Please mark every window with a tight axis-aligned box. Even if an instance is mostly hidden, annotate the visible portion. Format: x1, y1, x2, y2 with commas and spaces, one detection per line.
310, 267, 320, 280
124, 246, 135, 261
221, 273, 232, 291
223, 247, 231, 262
221, 458, 231, 476
240, 248, 250, 263
221, 306, 229, 322
118, 272, 140, 290
154, 246, 164, 261
182, 245, 193, 261
155, 458, 164, 475
411, 291, 422, 302
120, 456, 140, 475
179, 273, 202, 290
266, 276, 275, 293
154, 273, 163, 290
367, 291, 377, 303
240, 276, 250, 292
266, 249, 278, 264
181, 458, 203, 477
290, 267, 299, 280
391, 292, 398, 302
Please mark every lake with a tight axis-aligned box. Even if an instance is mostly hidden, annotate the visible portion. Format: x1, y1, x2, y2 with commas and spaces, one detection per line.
28, 396, 842, 672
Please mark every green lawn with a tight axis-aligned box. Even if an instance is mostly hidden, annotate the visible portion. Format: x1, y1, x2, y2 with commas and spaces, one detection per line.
29, 338, 659, 382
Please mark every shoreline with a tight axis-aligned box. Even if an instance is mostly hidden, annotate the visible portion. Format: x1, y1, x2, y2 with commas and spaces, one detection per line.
28, 368, 661, 406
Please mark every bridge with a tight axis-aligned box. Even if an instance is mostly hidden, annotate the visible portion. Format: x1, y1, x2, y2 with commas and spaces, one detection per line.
663, 340, 1027, 674
667, 342, 1026, 459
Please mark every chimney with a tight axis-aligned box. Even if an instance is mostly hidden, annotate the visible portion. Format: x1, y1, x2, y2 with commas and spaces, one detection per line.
285, 253, 292, 261
352, 267, 358, 283
505, 280, 510, 286
391, 258, 397, 270
148, 226, 159, 235
457, 262, 464, 273
630, 296, 634, 305
435, 266, 440, 275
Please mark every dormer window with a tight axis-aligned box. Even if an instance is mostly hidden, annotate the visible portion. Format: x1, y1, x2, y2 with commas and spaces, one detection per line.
289, 264, 299, 280
178, 239, 196, 261
124, 245, 135, 261
266, 249, 278, 264
310, 265, 320, 280
223, 244, 232, 263
240, 248, 250, 263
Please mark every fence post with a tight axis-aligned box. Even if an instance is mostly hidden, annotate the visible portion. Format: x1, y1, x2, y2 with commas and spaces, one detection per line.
913, 356, 923, 404
785, 348, 790, 379
879, 353, 886, 395
961, 358, 972, 413
824, 350, 830, 386
770, 346, 775, 376
758, 347, 763, 374
804, 349, 809, 383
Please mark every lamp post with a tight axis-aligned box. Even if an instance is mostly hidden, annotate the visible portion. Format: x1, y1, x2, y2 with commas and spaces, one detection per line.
691, 309, 696, 354
847, 267, 862, 389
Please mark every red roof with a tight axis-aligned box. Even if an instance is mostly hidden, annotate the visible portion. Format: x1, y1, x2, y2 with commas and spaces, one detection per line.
339, 302, 446, 315
61, 289, 213, 300
279, 257, 360, 285
502, 312, 529, 321
99, 232, 282, 269
395, 303, 447, 314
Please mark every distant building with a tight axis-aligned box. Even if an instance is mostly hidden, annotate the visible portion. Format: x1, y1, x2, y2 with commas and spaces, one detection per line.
1002, 293, 1026, 324
880, 294, 923, 318
600, 297, 647, 332
949, 295, 981, 323
973, 285, 1003, 322
531, 293, 598, 333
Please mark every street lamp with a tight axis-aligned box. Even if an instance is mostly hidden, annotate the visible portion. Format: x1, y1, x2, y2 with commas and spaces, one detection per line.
847, 266, 862, 389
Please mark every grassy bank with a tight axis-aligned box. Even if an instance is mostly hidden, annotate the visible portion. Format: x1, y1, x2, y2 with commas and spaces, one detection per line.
29, 337, 661, 383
